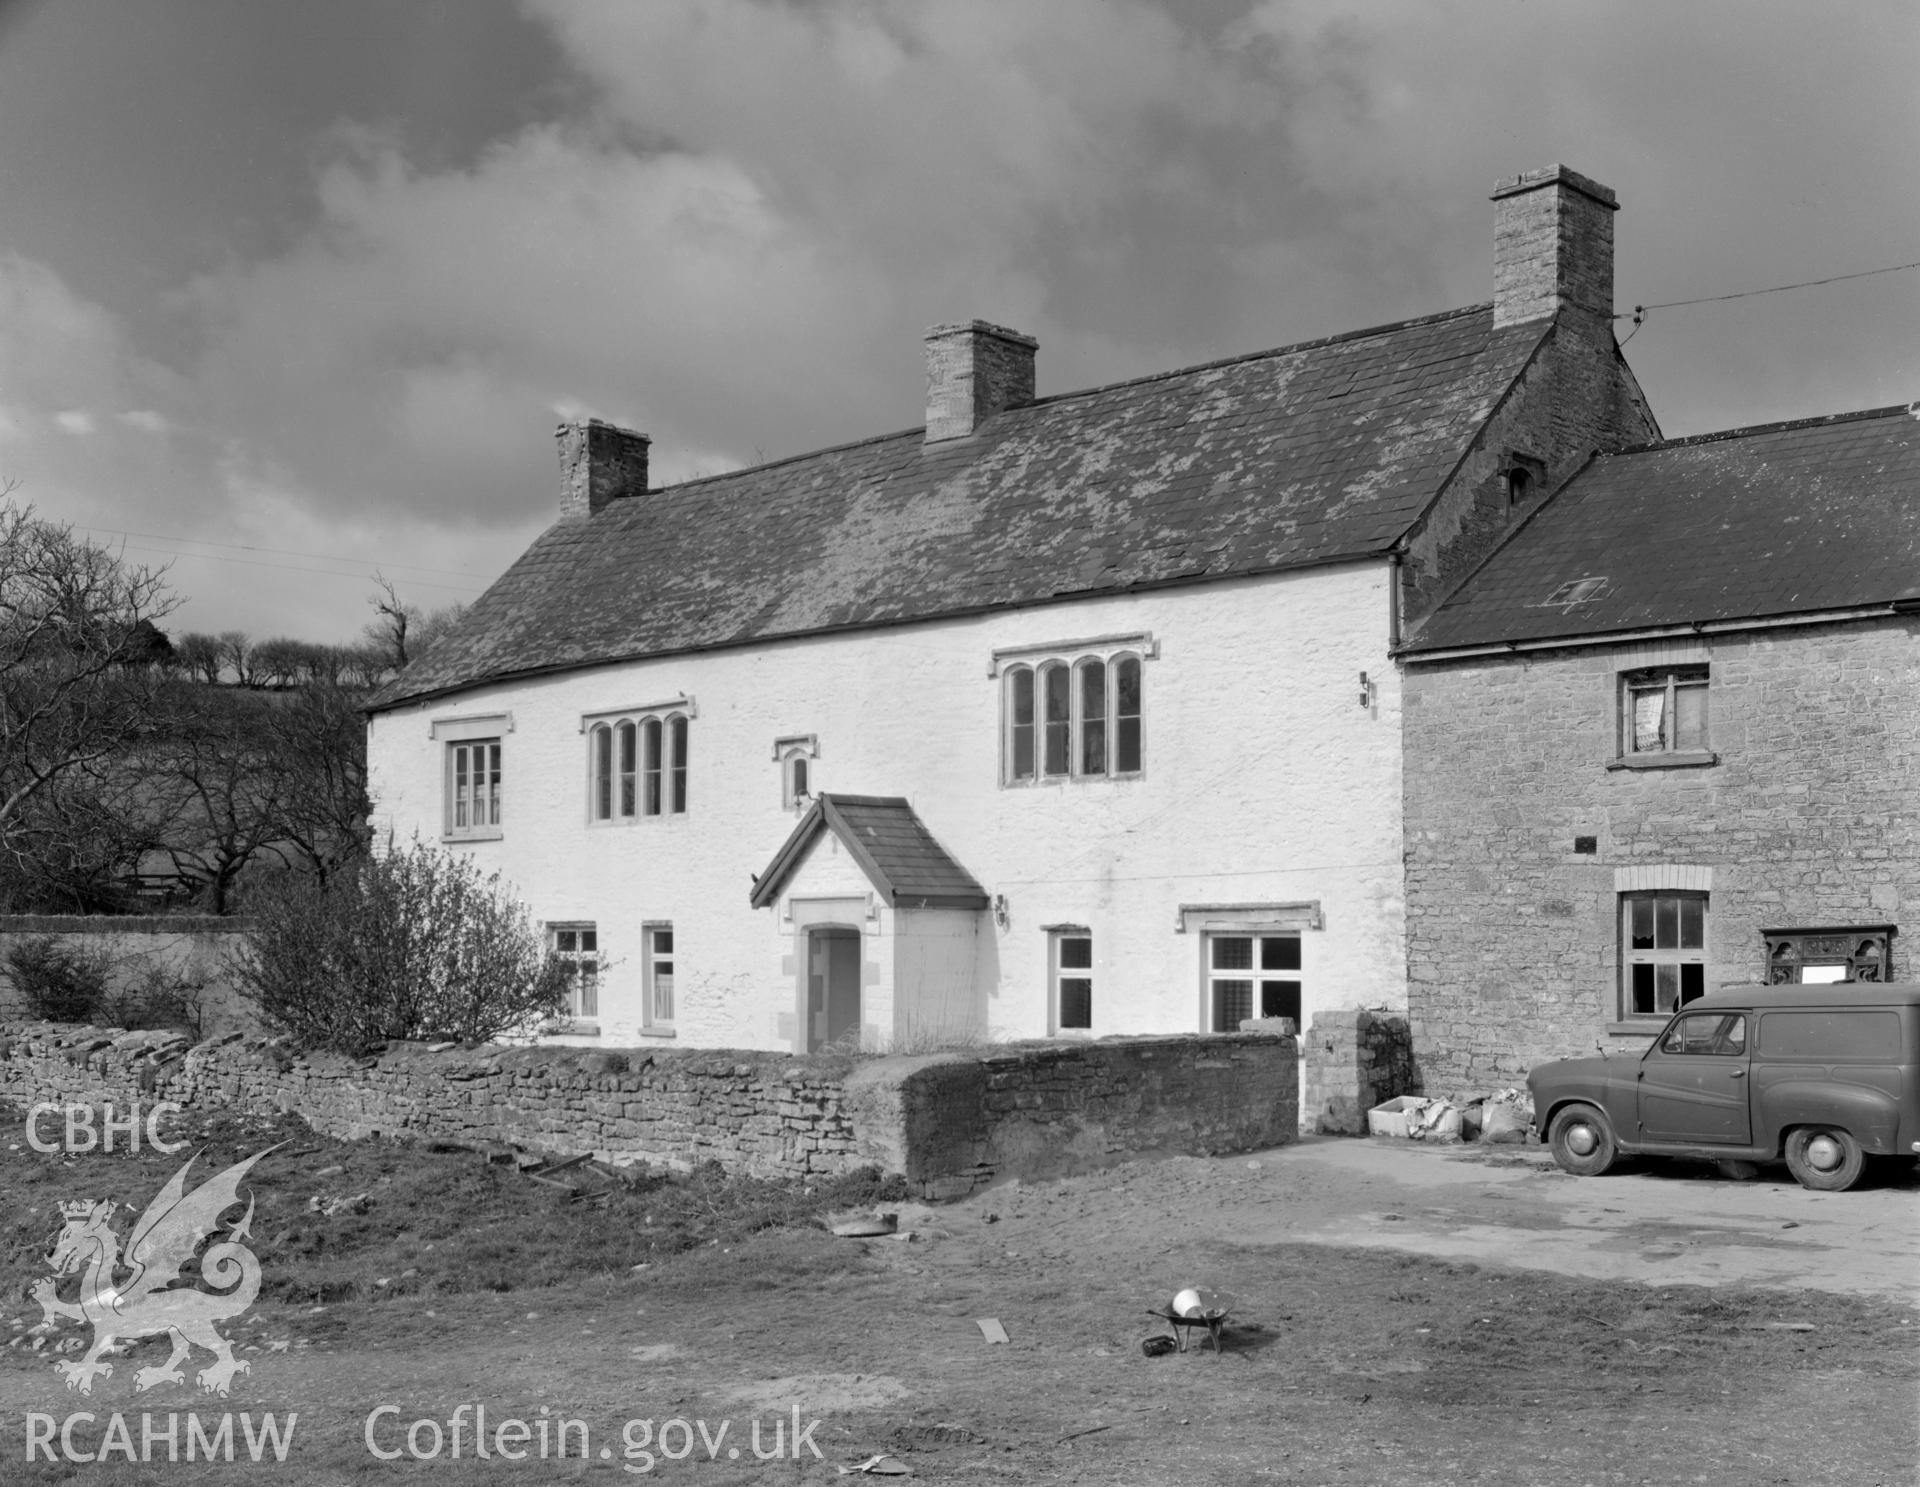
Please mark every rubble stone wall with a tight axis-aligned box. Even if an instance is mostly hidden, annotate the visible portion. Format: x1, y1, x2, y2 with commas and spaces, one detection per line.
1403, 619, 1920, 1091
0, 1023, 1298, 1196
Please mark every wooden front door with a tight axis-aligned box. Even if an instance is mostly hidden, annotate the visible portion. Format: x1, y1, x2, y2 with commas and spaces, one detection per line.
808, 928, 862, 1052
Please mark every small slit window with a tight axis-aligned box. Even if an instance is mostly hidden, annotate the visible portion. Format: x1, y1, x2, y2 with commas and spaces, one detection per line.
776, 735, 819, 812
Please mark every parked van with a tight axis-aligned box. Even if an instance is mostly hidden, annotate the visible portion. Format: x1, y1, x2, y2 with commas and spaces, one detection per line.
1527, 983, 1920, 1191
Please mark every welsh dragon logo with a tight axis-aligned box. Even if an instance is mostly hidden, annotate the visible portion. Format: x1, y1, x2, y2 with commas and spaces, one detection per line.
33, 1145, 280, 1397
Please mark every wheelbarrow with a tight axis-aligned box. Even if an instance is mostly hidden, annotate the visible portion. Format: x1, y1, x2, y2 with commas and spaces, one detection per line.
1144, 1288, 1234, 1355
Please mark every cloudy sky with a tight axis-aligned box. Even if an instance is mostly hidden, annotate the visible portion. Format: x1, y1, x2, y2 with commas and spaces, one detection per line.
1, 0, 1915, 645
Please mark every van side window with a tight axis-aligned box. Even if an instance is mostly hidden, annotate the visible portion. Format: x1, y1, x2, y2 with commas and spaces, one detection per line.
1757, 1010, 1900, 1061
1659, 1012, 1746, 1056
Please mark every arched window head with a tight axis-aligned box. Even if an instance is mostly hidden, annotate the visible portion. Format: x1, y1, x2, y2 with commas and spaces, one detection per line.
616, 720, 637, 817
1076, 658, 1107, 776
641, 716, 664, 815
782, 749, 813, 810
591, 724, 613, 821
1114, 654, 1143, 773
1006, 667, 1035, 782
998, 642, 1150, 786
587, 706, 692, 822
667, 713, 689, 814
1039, 662, 1070, 777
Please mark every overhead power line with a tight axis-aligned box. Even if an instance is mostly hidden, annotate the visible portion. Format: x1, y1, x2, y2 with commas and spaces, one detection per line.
89, 536, 488, 595
77, 523, 485, 582
1617, 255, 1920, 344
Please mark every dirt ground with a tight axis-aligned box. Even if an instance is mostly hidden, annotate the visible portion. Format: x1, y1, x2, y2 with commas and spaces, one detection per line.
4, 1133, 1917, 1485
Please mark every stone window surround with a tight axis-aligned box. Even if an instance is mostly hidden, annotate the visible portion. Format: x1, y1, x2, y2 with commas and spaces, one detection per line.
993, 632, 1156, 789
432, 713, 511, 842
1607, 865, 1713, 1036
580, 696, 695, 825
773, 733, 819, 813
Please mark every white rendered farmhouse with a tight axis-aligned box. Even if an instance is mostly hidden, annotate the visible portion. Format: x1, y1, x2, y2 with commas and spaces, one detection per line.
365, 166, 1657, 1061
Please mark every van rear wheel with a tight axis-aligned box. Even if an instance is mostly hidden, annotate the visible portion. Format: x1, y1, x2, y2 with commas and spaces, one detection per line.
1784, 1126, 1864, 1192
1548, 1103, 1619, 1176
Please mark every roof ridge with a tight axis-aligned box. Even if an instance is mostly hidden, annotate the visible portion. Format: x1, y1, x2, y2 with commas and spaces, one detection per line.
646, 302, 1496, 498
1609, 402, 1912, 457
1020, 302, 1493, 413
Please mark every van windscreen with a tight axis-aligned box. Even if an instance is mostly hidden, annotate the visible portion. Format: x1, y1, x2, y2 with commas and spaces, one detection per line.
1757, 1010, 1901, 1061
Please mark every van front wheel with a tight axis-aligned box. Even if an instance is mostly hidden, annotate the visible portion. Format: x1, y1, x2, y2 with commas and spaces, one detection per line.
1784, 1126, 1864, 1192
1548, 1103, 1619, 1176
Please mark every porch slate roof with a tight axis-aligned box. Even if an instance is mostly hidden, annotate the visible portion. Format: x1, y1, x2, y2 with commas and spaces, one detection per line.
372, 303, 1549, 710
1403, 405, 1920, 654
750, 794, 989, 912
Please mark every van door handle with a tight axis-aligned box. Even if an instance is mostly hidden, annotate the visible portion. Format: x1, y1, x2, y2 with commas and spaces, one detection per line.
1727, 1069, 1746, 1078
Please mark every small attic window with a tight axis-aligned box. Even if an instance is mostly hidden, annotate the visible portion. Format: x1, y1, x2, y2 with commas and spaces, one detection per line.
1503, 451, 1547, 507
1545, 576, 1608, 607
774, 734, 819, 812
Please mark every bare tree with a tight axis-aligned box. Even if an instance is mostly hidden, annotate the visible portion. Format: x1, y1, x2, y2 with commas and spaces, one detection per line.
264, 681, 370, 886
217, 629, 261, 688
175, 631, 225, 684
249, 636, 310, 690
365, 573, 465, 672
366, 574, 412, 670
138, 685, 294, 914
338, 643, 389, 689
0, 497, 177, 864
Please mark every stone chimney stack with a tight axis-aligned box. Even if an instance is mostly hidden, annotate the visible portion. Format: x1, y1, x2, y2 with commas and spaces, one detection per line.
1491, 165, 1618, 331
557, 418, 651, 521
924, 321, 1037, 442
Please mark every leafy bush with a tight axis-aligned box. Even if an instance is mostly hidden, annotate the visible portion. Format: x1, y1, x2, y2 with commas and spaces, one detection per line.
3, 934, 112, 1021
233, 835, 568, 1053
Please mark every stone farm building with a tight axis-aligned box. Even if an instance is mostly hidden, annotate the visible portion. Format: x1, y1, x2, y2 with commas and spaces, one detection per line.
364, 164, 1656, 1077
1400, 405, 1920, 1092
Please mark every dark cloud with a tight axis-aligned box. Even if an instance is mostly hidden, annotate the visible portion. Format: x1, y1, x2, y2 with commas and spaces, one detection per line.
0, 0, 1913, 639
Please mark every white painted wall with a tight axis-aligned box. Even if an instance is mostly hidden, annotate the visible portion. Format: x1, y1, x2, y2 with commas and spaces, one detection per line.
366, 562, 1406, 1060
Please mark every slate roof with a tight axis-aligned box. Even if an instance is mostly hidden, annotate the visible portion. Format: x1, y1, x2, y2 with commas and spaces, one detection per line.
374, 304, 1550, 709
750, 794, 988, 911
1403, 405, 1920, 655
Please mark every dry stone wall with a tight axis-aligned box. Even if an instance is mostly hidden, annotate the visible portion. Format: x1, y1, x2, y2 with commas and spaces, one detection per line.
0, 1023, 1298, 1196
